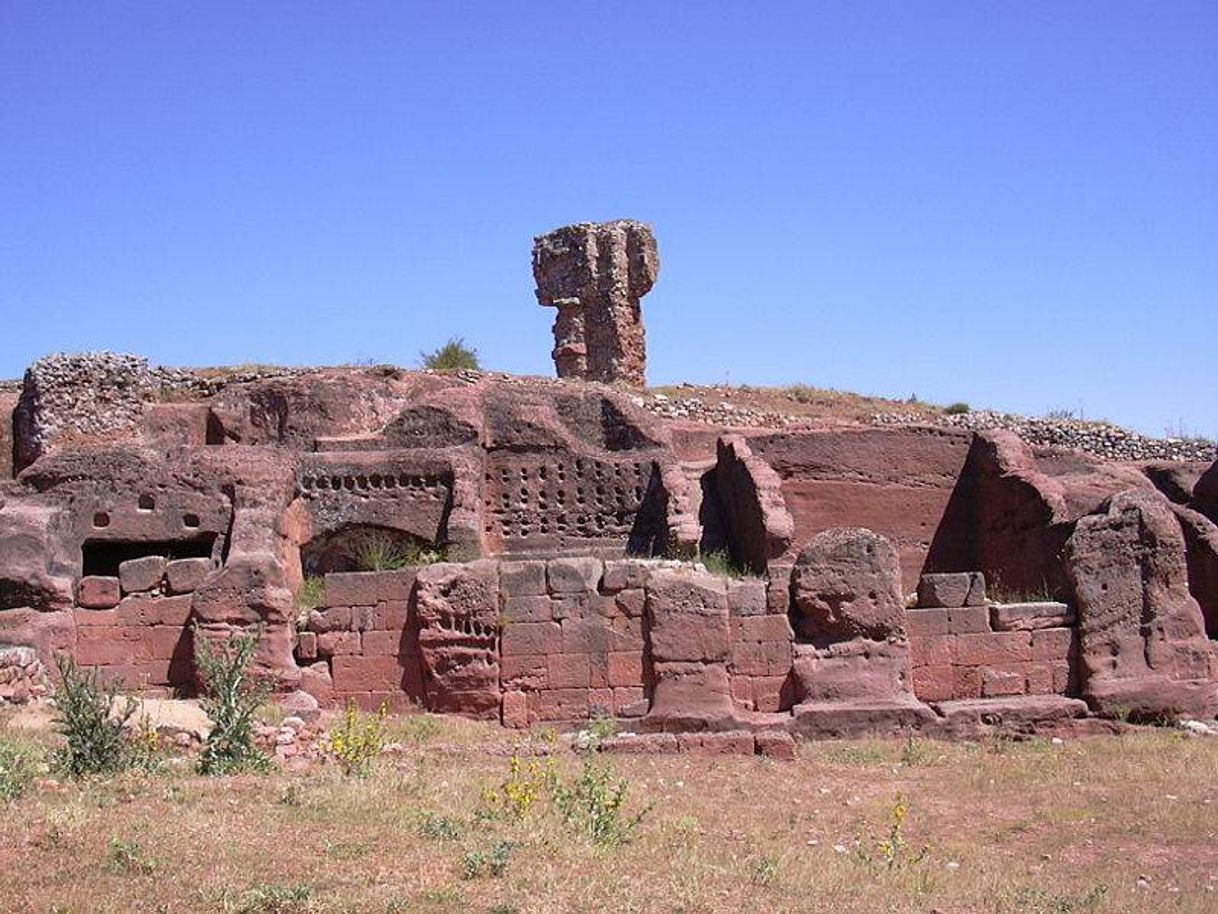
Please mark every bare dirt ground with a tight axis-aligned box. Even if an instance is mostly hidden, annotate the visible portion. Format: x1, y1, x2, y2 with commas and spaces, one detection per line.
3, 709, 1217, 914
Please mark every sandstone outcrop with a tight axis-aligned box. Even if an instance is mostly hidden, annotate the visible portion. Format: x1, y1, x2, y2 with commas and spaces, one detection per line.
1065, 490, 1218, 718
2, 225, 1215, 737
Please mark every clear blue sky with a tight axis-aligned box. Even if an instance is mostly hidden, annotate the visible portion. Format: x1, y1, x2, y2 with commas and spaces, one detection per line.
2, 2, 1214, 438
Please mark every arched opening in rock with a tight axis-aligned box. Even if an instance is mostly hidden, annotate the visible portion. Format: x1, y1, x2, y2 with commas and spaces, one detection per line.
300, 524, 439, 576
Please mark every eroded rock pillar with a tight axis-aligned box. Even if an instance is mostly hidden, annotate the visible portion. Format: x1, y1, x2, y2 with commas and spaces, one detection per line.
532, 220, 659, 387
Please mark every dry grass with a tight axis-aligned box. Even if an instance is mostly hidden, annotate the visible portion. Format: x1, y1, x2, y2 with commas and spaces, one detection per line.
2, 711, 1216, 913
647, 383, 943, 424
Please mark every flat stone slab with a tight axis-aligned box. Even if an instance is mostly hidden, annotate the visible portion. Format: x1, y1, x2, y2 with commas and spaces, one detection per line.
790, 698, 937, 739
931, 695, 1089, 737
990, 601, 1075, 632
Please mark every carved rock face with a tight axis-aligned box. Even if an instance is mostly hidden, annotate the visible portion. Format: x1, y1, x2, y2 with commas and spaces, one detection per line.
791, 528, 906, 643
1064, 490, 1218, 718
414, 561, 501, 718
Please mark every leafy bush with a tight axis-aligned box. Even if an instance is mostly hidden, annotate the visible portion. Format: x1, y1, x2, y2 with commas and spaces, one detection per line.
325, 700, 387, 777
52, 657, 137, 779
0, 737, 41, 801
547, 756, 651, 847
420, 337, 481, 371
944, 402, 970, 415
194, 625, 272, 775
481, 750, 549, 821
416, 811, 463, 841
854, 794, 928, 872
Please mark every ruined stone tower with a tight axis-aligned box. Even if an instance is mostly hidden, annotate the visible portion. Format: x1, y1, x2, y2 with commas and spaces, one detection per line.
532, 220, 659, 387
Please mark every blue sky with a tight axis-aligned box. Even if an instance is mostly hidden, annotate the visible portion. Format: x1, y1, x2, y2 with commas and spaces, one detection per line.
2, 2, 1214, 437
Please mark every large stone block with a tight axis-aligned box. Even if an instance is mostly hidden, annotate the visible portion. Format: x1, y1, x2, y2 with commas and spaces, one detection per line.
547, 557, 603, 594
1065, 489, 1218, 717
77, 576, 120, 609
791, 528, 906, 641
119, 556, 166, 595
645, 569, 729, 664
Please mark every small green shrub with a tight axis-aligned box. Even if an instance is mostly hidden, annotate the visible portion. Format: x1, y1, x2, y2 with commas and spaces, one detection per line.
460, 840, 513, 879
480, 751, 549, 821
854, 794, 928, 872
0, 738, 41, 801
194, 625, 272, 775
106, 835, 158, 875
944, 402, 970, 415
417, 811, 463, 841
52, 657, 137, 779
420, 337, 481, 371
325, 700, 387, 777
294, 577, 325, 620
699, 550, 752, 579
575, 715, 618, 751
218, 883, 314, 914
548, 756, 651, 848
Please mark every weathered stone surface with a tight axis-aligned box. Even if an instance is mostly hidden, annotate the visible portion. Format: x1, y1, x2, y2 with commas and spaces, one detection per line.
2, 330, 1212, 739
165, 558, 213, 595
791, 528, 906, 641
1064, 489, 1218, 718
77, 576, 120, 609
916, 573, 971, 608
547, 557, 603, 594
645, 569, 730, 664
533, 220, 659, 387
414, 561, 500, 719
713, 435, 794, 573
13, 352, 153, 470
989, 602, 1075, 632
792, 640, 911, 703
119, 556, 167, 594
1194, 460, 1218, 524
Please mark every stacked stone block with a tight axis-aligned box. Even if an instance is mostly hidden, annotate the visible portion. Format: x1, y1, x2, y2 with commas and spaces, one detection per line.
298, 569, 420, 711
727, 578, 795, 713
501, 557, 648, 727
71, 556, 217, 692
907, 573, 1077, 701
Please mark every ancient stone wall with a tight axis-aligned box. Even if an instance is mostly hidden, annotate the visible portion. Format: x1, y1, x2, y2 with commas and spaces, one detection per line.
13, 352, 155, 471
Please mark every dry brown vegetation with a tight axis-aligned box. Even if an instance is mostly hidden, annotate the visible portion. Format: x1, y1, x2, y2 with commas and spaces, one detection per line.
648, 382, 942, 424
2, 710, 1216, 914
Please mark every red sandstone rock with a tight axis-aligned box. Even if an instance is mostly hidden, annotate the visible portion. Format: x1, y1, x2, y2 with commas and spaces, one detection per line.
533, 220, 658, 387
989, 602, 1075, 632
1065, 489, 1218, 718
1196, 460, 1218, 523
916, 573, 971, 608
165, 558, 213, 595
77, 576, 120, 609
754, 730, 797, 760
119, 556, 167, 594
791, 528, 906, 641
414, 561, 501, 719
713, 436, 794, 573
645, 569, 730, 664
